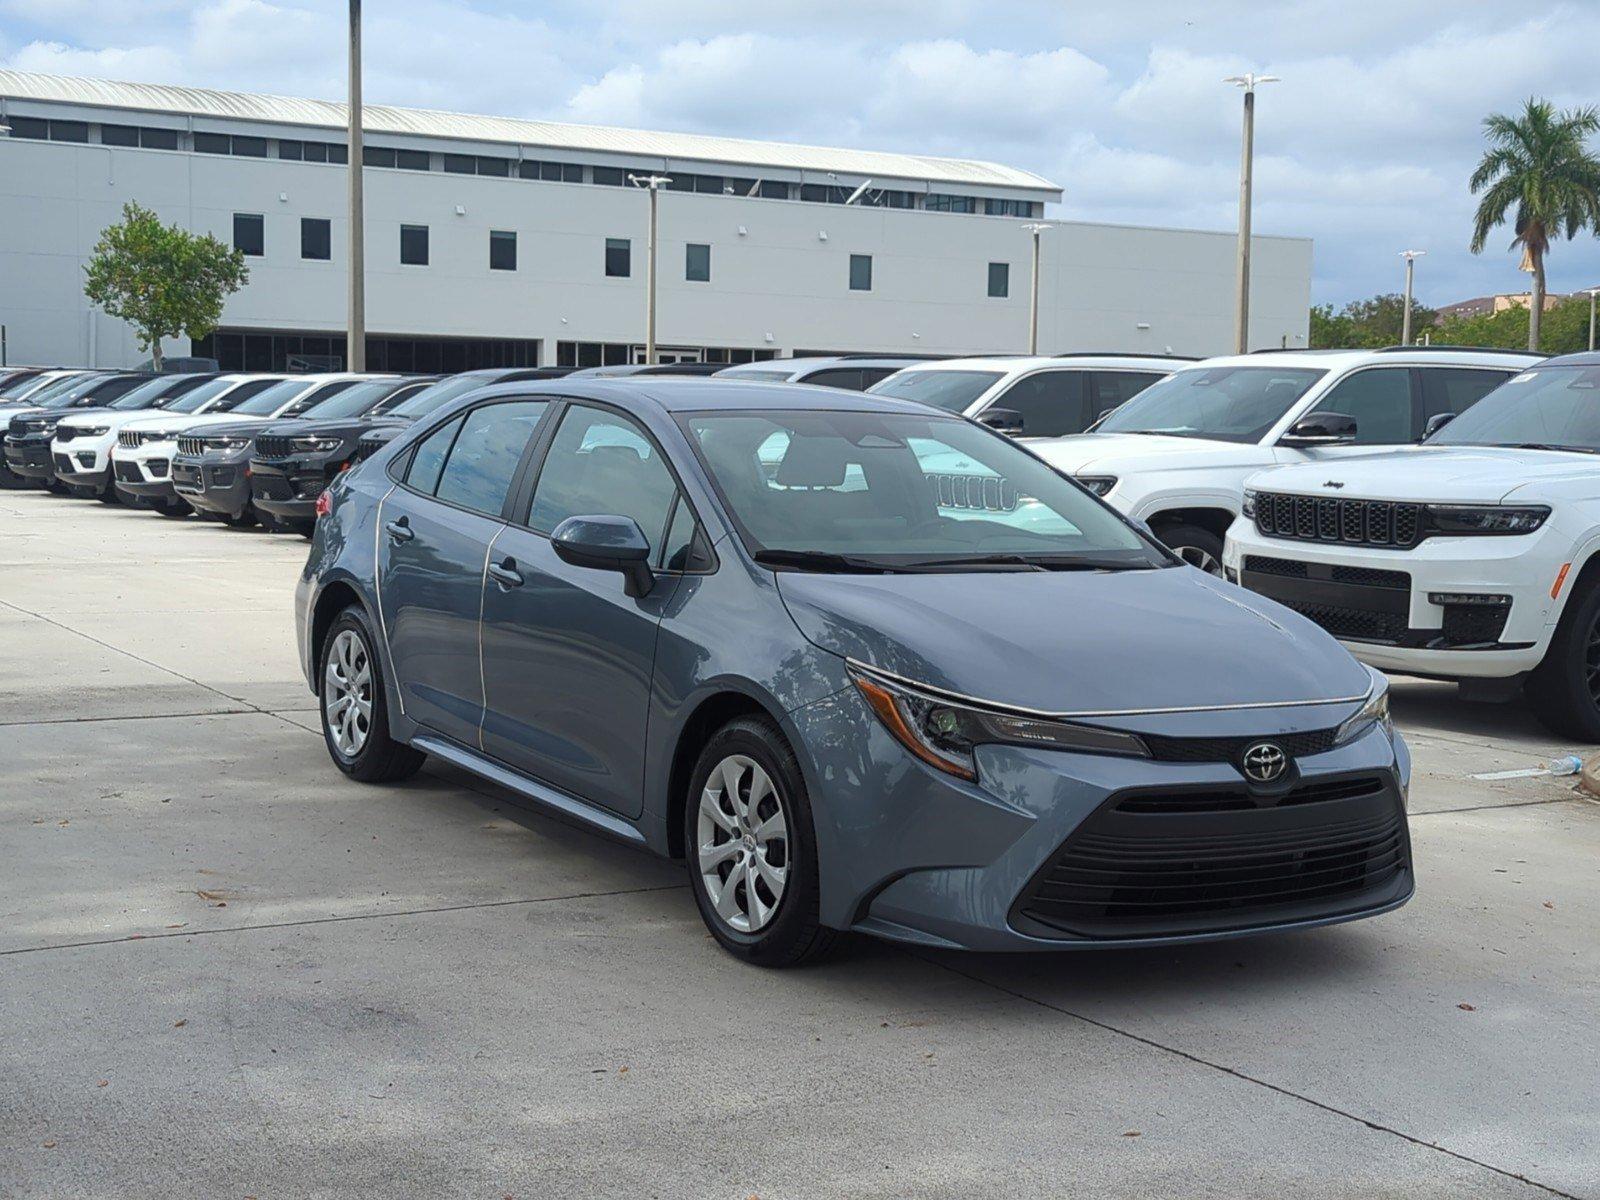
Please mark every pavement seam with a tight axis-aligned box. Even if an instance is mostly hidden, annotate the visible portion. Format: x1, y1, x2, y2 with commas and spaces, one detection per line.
0, 883, 689, 958
912, 953, 1581, 1200
1410, 796, 1580, 817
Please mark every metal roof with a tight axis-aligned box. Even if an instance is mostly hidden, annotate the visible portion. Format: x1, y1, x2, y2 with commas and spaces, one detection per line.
0, 70, 1061, 195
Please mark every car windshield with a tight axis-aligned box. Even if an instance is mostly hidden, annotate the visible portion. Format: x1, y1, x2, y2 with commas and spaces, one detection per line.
1428, 365, 1600, 452
719, 368, 795, 382
167, 378, 236, 414
109, 377, 187, 410
27, 375, 102, 407
228, 378, 316, 417
868, 370, 1005, 413
387, 374, 497, 418
685, 409, 1166, 571
1096, 365, 1327, 443
301, 379, 400, 419
0, 373, 47, 400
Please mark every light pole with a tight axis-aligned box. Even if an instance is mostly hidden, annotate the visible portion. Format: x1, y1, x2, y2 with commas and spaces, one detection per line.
0, 122, 8, 368
629, 174, 671, 364
1224, 72, 1279, 354
346, 0, 366, 372
1022, 222, 1050, 353
1400, 250, 1426, 345
1587, 287, 1600, 352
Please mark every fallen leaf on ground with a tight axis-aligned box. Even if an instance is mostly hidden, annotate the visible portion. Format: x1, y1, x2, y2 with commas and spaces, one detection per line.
1122, 1131, 1141, 1138
42, 1139, 56, 1149
1457, 1003, 1476, 1012
174, 1019, 188, 1028
97, 1080, 108, 1088
1543, 901, 1555, 910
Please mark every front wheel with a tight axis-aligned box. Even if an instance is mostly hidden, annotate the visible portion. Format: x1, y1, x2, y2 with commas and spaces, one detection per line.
1525, 578, 1600, 741
1155, 521, 1225, 575
684, 717, 835, 967
319, 606, 426, 783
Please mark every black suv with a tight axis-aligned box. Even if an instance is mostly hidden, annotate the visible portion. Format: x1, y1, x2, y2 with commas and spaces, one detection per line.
175, 376, 430, 526
4, 373, 152, 488
254, 368, 570, 532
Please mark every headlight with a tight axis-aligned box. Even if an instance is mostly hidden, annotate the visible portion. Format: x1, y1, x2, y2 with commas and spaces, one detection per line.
212, 436, 253, 452
1241, 489, 1257, 518
76, 425, 110, 437
1076, 475, 1117, 497
849, 665, 1149, 780
291, 436, 345, 453
1425, 504, 1549, 535
1334, 669, 1391, 746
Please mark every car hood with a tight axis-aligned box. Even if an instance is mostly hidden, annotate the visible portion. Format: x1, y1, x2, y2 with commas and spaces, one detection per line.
184, 417, 280, 439
1028, 432, 1277, 477
1247, 446, 1600, 505
258, 416, 371, 439
119, 412, 247, 439
776, 565, 1371, 715
58, 407, 165, 431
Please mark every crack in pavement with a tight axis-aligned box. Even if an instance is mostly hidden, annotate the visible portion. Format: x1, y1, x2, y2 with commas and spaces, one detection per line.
910, 952, 1583, 1200
1411, 796, 1582, 817
0, 883, 689, 958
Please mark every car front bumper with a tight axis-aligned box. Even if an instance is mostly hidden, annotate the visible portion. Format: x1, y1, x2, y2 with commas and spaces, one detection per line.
249, 452, 345, 520
172, 453, 252, 517
790, 686, 1413, 952
110, 443, 179, 500
1224, 520, 1562, 678
4, 436, 55, 480
50, 436, 114, 487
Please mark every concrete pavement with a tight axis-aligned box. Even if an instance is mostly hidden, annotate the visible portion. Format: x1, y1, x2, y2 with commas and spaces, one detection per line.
2, 488, 1596, 1199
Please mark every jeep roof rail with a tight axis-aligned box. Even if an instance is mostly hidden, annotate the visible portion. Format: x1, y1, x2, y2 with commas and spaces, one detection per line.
1052, 351, 1200, 361
1371, 344, 1546, 356
833, 353, 950, 361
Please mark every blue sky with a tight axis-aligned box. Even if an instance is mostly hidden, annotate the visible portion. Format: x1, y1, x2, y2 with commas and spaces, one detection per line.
4, 0, 1598, 308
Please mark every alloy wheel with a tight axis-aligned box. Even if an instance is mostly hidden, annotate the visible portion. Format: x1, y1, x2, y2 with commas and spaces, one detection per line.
696, 754, 790, 933
324, 628, 373, 756
1585, 610, 1600, 706
1176, 545, 1222, 574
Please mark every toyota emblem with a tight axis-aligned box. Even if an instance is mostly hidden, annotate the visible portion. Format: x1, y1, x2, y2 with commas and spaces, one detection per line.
1241, 742, 1289, 783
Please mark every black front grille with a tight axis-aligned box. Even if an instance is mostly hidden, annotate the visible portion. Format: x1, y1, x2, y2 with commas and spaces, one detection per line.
1441, 604, 1511, 645
53, 453, 72, 473
1242, 556, 1409, 591
1143, 726, 1339, 764
1013, 774, 1409, 939
1282, 600, 1407, 642
147, 458, 169, 477
255, 435, 294, 459
118, 430, 143, 448
114, 460, 142, 483
351, 439, 381, 463
1256, 492, 1423, 549
54, 426, 78, 443
176, 435, 207, 457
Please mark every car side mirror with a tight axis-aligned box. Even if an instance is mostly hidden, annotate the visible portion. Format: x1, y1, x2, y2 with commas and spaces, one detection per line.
551, 514, 655, 598
979, 407, 1025, 435
1423, 411, 1456, 439
1280, 411, 1358, 447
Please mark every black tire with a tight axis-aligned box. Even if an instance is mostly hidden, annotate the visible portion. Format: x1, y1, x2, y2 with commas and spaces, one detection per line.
1525, 577, 1600, 741
318, 605, 426, 783
1155, 521, 1225, 575
289, 518, 315, 539
683, 716, 835, 967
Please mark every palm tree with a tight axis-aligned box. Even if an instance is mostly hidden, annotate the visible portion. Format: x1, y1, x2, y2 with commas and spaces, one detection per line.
1470, 99, 1600, 350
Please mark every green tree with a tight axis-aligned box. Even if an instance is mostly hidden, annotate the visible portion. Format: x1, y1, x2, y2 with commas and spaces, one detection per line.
1308, 294, 1437, 348
83, 201, 248, 371
1434, 292, 1595, 355
1469, 98, 1600, 351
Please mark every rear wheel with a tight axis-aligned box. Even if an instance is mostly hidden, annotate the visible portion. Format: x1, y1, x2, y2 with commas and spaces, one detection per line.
319, 606, 426, 783
1525, 578, 1600, 741
1155, 521, 1225, 575
684, 717, 835, 967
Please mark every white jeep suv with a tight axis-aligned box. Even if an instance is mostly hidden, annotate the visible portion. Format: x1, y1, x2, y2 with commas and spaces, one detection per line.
1029, 347, 1539, 571
1225, 352, 1600, 739
866, 354, 1181, 438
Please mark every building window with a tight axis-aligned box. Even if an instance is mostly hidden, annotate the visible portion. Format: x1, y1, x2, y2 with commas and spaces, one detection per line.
685, 243, 711, 283
141, 127, 180, 150
490, 230, 517, 271
988, 262, 1010, 298
232, 135, 268, 158
605, 238, 631, 278
100, 124, 140, 147
926, 193, 977, 214
281, 139, 346, 164
102, 123, 180, 150
400, 224, 429, 266
194, 131, 230, 155
985, 198, 1037, 218
592, 166, 626, 186
849, 254, 872, 292
301, 218, 331, 261
442, 153, 475, 174
367, 146, 428, 170
233, 213, 264, 257
759, 180, 790, 200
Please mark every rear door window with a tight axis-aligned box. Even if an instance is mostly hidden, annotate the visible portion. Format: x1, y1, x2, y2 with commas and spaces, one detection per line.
406, 416, 464, 495
431, 401, 549, 516
801, 368, 866, 390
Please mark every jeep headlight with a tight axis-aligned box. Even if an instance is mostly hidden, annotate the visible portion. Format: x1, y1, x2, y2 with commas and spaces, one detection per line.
76, 425, 110, 437
1076, 475, 1117, 497
849, 664, 1149, 781
1241, 489, 1257, 518
1334, 669, 1391, 746
291, 436, 344, 453
1425, 504, 1549, 535
212, 436, 254, 452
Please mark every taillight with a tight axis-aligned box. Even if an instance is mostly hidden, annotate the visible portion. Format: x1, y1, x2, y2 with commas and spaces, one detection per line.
314, 490, 332, 518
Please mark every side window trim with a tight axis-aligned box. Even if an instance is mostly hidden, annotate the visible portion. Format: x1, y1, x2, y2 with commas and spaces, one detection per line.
389, 396, 557, 522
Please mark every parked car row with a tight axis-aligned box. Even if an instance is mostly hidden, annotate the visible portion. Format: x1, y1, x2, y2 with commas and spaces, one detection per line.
9, 343, 1599, 740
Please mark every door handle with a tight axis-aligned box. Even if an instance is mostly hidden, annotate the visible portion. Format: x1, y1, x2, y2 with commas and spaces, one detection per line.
488, 559, 523, 590
385, 518, 414, 543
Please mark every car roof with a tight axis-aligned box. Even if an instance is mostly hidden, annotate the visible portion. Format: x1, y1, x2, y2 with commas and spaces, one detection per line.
1535, 351, 1600, 367
467, 376, 947, 416
1217, 347, 1544, 369
891, 354, 1182, 373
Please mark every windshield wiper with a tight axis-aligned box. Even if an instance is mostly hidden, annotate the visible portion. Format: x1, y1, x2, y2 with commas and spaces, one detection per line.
1488, 442, 1599, 455
754, 550, 907, 574
902, 553, 1159, 572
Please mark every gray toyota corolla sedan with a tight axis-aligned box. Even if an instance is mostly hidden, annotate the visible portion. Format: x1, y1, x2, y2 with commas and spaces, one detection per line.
297, 379, 1412, 966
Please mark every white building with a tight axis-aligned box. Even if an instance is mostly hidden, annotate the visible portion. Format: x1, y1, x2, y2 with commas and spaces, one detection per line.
0, 71, 1312, 371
